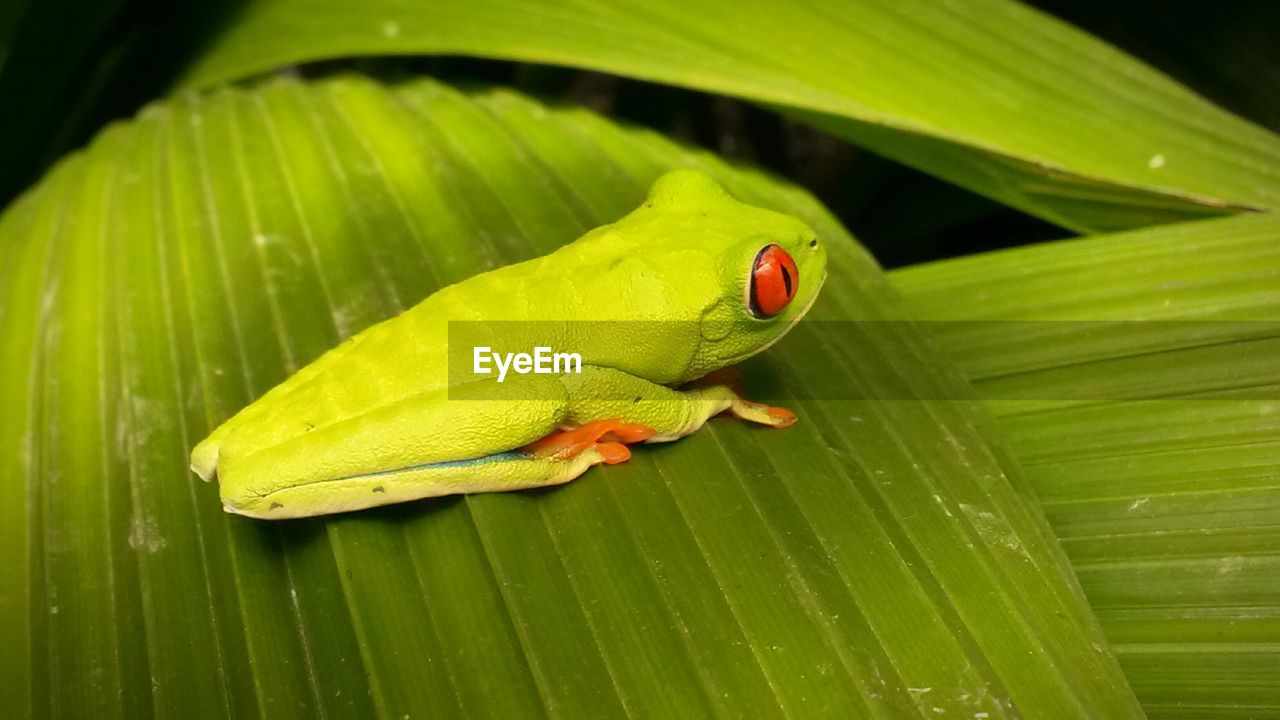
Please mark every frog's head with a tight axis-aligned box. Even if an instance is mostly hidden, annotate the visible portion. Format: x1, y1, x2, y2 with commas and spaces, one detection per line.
621, 169, 828, 381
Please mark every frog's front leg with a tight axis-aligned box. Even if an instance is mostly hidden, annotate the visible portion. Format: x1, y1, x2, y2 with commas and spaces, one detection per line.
550, 365, 796, 446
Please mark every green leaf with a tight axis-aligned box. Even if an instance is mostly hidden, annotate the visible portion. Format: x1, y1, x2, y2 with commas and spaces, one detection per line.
0, 74, 1141, 717
176, 0, 1280, 232
889, 214, 1280, 716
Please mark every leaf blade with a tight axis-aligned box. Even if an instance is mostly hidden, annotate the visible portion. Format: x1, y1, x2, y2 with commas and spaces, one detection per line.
178, 0, 1280, 231
1, 74, 1142, 718
890, 213, 1280, 715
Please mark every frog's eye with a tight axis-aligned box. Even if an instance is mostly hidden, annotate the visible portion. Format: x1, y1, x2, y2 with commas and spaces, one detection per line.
749, 244, 799, 318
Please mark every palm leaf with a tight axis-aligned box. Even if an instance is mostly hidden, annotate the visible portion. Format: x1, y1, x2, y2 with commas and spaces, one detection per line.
177, 0, 1280, 232
890, 213, 1280, 717
0, 75, 1141, 718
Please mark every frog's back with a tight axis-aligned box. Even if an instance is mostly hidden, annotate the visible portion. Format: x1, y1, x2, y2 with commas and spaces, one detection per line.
189, 250, 555, 481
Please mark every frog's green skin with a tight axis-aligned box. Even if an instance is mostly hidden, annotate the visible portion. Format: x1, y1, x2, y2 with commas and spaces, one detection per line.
191, 170, 827, 519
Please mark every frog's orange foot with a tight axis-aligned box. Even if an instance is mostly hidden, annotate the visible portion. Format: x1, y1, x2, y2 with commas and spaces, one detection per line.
524, 419, 656, 462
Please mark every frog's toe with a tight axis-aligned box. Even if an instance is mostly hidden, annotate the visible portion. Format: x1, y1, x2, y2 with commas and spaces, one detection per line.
765, 405, 798, 427
605, 421, 658, 444
595, 441, 632, 464
727, 398, 797, 428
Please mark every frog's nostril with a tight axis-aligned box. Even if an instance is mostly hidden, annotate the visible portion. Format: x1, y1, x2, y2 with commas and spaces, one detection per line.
808, 238, 818, 248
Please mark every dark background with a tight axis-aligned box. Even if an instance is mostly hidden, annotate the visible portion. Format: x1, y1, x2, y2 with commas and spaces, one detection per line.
1, 0, 1275, 268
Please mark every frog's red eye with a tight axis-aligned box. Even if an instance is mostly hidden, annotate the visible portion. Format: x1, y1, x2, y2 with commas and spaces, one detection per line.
749, 244, 799, 318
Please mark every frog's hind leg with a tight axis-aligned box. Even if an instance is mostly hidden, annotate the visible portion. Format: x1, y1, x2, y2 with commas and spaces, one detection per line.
216, 373, 661, 519
332, 418, 660, 515
217, 375, 573, 518
260, 449, 593, 519
229, 424, 651, 520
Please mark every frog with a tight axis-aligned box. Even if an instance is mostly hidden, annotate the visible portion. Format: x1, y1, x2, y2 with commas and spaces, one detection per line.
190, 169, 827, 518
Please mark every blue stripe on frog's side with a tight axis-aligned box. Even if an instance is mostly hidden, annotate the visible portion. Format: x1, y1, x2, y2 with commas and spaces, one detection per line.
331, 451, 532, 482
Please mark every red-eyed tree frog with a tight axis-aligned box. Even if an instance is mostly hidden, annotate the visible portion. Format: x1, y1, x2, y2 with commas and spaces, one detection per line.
191, 169, 828, 518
